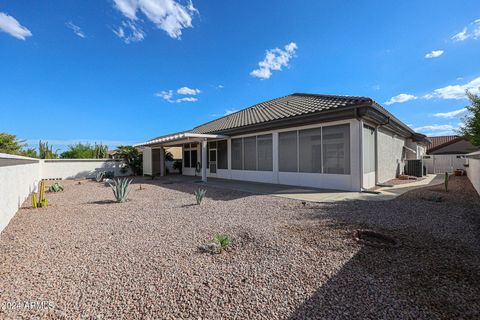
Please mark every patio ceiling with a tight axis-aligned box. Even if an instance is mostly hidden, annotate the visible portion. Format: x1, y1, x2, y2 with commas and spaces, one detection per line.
135, 132, 229, 148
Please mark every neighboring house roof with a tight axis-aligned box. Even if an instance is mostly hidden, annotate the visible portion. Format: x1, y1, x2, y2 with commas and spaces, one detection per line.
139, 93, 427, 147
427, 135, 461, 151
427, 135, 478, 154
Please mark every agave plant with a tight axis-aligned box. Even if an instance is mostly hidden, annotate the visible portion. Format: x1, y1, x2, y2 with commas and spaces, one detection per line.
195, 188, 207, 205
95, 171, 105, 182
108, 178, 132, 203
48, 182, 64, 192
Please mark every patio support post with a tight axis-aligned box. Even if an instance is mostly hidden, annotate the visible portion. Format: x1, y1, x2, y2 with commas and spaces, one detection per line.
160, 146, 165, 177
202, 139, 207, 182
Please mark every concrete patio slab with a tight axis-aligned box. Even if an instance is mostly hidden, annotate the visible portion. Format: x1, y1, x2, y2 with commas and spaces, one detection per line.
170, 174, 444, 203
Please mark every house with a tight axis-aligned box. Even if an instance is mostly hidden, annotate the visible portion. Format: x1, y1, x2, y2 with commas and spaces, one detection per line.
427, 135, 478, 155
423, 135, 479, 174
136, 93, 429, 191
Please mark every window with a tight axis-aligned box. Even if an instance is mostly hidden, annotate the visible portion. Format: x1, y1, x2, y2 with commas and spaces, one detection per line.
299, 128, 322, 173
279, 131, 298, 172
257, 134, 273, 171
322, 124, 350, 174
217, 140, 228, 169
231, 138, 243, 170
191, 148, 198, 168
243, 136, 257, 170
183, 150, 191, 168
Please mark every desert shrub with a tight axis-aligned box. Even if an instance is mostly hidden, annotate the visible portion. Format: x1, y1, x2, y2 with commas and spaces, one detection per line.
48, 182, 64, 192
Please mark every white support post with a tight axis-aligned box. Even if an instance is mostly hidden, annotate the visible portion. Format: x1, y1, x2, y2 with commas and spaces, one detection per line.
159, 147, 165, 177
202, 139, 207, 182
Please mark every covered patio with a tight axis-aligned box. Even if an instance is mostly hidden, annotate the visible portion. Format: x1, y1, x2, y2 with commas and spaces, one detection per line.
137, 132, 228, 182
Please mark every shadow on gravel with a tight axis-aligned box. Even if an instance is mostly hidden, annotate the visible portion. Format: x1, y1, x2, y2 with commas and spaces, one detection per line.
86, 200, 117, 205
289, 176, 480, 319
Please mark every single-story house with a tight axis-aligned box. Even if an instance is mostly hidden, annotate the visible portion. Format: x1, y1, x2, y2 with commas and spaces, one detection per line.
423, 135, 479, 174
136, 93, 429, 191
427, 135, 479, 155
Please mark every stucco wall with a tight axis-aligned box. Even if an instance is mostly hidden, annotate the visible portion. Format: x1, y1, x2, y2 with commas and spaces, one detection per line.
377, 128, 406, 183
0, 154, 41, 233
41, 159, 128, 179
466, 152, 480, 196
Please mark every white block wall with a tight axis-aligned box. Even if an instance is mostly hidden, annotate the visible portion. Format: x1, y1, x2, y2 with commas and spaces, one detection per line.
0, 154, 41, 233
466, 153, 480, 196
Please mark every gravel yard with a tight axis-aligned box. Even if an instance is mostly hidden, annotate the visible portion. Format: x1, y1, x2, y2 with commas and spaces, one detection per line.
1, 175, 479, 319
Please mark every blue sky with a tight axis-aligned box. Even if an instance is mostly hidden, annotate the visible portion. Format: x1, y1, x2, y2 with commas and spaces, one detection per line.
1, 0, 479, 151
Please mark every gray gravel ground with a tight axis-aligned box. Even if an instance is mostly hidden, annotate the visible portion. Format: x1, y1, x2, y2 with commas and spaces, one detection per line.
0, 175, 479, 319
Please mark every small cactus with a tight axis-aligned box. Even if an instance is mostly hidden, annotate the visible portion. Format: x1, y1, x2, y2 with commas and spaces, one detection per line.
195, 188, 207, 205
32, 193, 38, 208
31, 180, 48, 208
444, 172, 449, 192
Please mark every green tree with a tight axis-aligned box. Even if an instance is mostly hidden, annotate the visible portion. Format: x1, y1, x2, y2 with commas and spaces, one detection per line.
459, 90, 480, 147
0, 133, 26, 155
115, 145, 143, 175
60, 142, 108, 159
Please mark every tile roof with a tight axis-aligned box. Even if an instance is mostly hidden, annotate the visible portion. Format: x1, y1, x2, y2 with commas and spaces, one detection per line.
190, 93, 373, 134
427, 135, 462, 152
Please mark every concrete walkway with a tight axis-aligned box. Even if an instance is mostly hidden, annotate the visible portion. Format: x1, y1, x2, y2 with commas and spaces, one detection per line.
183, 174, 443, 203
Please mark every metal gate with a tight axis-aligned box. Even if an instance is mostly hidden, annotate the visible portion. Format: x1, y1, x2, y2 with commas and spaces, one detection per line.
423, 154, 467, 174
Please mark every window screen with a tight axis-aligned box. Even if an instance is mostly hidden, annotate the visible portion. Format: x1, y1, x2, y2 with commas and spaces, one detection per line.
243, 136, 257, 170
217, 140, 228, 169
257, 134, 273, 171
299, 128, 322, 173
322, 124, 350, 174
231, 138, 243, 170
279, 131, 298, 172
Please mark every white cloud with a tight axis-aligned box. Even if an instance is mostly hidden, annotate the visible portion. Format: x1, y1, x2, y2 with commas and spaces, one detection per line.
155, 90, 174, 102
250, 42, 298, 79
216, 84, 224, 89
175, 97, 197, 103
433, 108, 468, 118
413, 124, 458, 136
112, 0, 198, 42
113, 20, 145, 43
424, 50, 444, 59
451, 19, 480, 41
384, 93, 417, 105
177, 86, 200, 95
65, 21, 85, 38
424, 76, 480, 100
211, 109, 238, 117
452, 28, 469, 41
0, 12, 32, 40
156, 86, 200, 103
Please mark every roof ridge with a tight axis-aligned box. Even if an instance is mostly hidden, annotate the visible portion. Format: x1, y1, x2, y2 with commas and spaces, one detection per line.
292, 92, 372, 101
